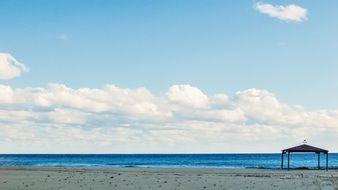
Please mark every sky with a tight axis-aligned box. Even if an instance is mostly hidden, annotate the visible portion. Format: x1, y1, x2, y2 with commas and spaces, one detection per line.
0, 0, 338, 153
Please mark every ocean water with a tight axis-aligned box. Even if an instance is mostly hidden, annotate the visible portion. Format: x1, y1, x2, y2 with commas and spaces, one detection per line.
0, 154, 337, 169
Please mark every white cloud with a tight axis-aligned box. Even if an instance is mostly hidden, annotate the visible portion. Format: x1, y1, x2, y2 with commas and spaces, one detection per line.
0, 53, 28, 80
167, 85, 209, 109
47, 108, 88, 125
0, 85, 14, 103
235, 88, 302, 125
210, 94, 230, 107
255, 2, 308, 22
187, 108, 246, 123
1, 83, 338, 153
0, 110, 37, 122
234, 88, 338, 130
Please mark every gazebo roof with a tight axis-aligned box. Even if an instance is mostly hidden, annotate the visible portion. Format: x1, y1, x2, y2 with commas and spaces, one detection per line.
282, 144, 328, 153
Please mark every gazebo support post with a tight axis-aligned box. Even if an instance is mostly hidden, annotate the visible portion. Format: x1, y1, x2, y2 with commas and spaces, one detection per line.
287, 152, 290, 171
318, 153, 320, 170
326, 153, 328, 171
281, 152, 284, 169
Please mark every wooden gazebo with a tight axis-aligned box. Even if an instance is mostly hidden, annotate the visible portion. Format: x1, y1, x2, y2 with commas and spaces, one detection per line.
281, 144, 329, 170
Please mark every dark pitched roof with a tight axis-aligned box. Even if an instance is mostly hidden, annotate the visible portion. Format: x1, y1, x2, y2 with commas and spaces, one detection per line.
282, 144, 328, 153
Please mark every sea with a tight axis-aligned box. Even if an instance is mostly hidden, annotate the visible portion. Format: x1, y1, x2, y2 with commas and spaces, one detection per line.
0, 154, 337, 169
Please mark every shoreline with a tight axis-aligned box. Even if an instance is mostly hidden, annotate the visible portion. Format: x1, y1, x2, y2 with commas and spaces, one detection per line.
1, 165, 337, 171
0, 166, 336, 173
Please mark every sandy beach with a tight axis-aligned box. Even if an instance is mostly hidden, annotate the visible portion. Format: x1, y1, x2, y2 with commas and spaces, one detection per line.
0, 168, 337, 190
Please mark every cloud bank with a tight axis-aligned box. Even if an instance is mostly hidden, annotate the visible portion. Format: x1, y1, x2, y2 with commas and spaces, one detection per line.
1, 53, 336, 153
0, 53, 28, 80
255, 2, 308, 22
1, 83, 338, 153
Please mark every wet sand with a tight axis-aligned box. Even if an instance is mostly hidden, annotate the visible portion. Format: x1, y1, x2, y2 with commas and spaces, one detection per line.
0, 167, 338, 190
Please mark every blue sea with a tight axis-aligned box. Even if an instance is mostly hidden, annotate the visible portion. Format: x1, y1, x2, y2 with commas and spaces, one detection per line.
0, 154, 337, 169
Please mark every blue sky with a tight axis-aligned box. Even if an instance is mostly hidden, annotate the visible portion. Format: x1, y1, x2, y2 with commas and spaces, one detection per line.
1, 0, 337, 109
1, 1, 338, 153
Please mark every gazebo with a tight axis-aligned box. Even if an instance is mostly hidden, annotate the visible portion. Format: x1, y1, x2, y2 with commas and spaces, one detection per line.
281, 143, 329, 170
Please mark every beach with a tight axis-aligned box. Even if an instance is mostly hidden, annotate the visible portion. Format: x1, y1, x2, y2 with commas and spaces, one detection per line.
1, 168, 338, 190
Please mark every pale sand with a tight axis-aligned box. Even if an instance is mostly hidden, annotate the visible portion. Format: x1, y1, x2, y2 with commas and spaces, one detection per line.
1, 168, 338, 190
